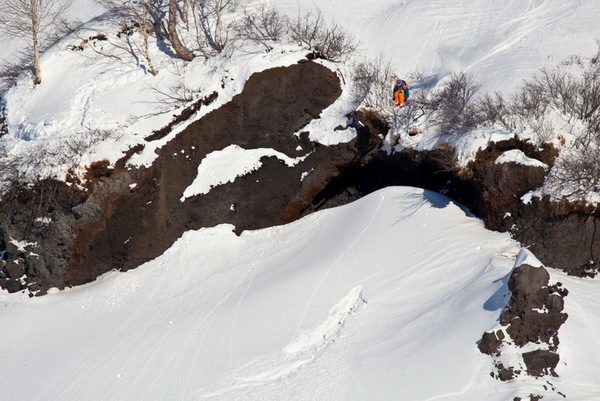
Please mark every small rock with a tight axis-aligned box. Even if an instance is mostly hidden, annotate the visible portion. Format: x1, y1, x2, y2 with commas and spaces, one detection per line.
478, 330, 505, 355
546, 293, 564, 313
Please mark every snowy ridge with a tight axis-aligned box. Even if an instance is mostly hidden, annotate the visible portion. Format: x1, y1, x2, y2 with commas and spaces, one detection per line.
1, 187, 537, 400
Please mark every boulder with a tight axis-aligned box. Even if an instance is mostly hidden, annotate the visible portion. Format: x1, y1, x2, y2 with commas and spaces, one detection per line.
522, 349, 560, 377
478, 330, 505, 355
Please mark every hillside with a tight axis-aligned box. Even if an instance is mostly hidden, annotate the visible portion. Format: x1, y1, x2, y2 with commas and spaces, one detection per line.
2, 1, 600, 400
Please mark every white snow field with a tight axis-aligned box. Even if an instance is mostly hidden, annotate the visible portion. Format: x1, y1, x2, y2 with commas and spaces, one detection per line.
0, 187, 522, 400
2, 0, 600, 400
1, 188, 597, 400
276, 0, 600, 94
4, 0, 600, 175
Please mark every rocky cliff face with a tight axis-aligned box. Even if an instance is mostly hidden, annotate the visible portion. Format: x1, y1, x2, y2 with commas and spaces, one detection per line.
478, 259, 568, 385
0, 60, 346, 293
1, 59, 599, 293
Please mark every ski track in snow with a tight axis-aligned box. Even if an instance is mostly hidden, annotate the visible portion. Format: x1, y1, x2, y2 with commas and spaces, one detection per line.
291, 192, 384, 340
199, 285, 367, 400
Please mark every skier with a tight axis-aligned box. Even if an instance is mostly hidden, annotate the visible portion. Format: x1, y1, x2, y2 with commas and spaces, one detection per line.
393, 79, 410, 107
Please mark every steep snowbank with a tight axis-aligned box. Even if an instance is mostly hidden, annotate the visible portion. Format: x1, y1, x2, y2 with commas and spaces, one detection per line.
2, 187, 598, 399
0, 187, 526, 400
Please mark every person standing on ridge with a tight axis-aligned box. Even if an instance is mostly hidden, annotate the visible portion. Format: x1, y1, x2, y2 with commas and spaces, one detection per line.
393, 78, 410, 107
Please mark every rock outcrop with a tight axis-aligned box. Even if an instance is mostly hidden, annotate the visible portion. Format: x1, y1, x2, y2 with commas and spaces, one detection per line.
478, 249, 568, 396
0, 62, 589, 393
0, 64, 597, 294
0, 60, 354, 294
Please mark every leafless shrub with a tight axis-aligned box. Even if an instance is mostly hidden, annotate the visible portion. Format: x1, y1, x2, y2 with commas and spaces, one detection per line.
511, 80, 554, 143
289, 8, 324, 50
0, 127, 121, 196
314, 23, 358, 62
350, 55, 396, 110
546, 136, 600, 199
521, 44, 600, 199
0, 143, 19, 192
474, 76, 557, 143
523, 47, 600, 137
425, 72, 480, 135
289, 7, 358, 62
235, 5, 288, 52
64, 128, 122, 158
149, 82, 198, 105
142, 58, 205, 112
194, 0, 239, 55
503, 45, 599, 145
476, 92, 516, 131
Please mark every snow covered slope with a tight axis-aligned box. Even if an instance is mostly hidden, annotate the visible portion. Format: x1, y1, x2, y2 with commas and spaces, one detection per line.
2, 187, 597, 400
4, 0, 600, 177
278, 0, 600, 93
1, 187, 525, 400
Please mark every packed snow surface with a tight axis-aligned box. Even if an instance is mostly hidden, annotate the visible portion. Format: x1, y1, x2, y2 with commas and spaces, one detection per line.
495, 149, 548, 168
1, 188, 521, 400
2, 187, 598, 400
180, 145, 307, 201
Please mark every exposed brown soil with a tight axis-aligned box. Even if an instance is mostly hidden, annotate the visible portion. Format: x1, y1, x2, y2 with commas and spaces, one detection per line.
69, 60, 347, 287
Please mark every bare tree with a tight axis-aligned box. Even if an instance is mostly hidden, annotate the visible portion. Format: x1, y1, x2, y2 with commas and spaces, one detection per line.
195, 0, 237, 54
167, 0, 195, 61
235, 5, 287, 52
120, 4, 159, 74
0, 0, 70, 85
98, 0, 195, 62
181, 0, 190, 25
